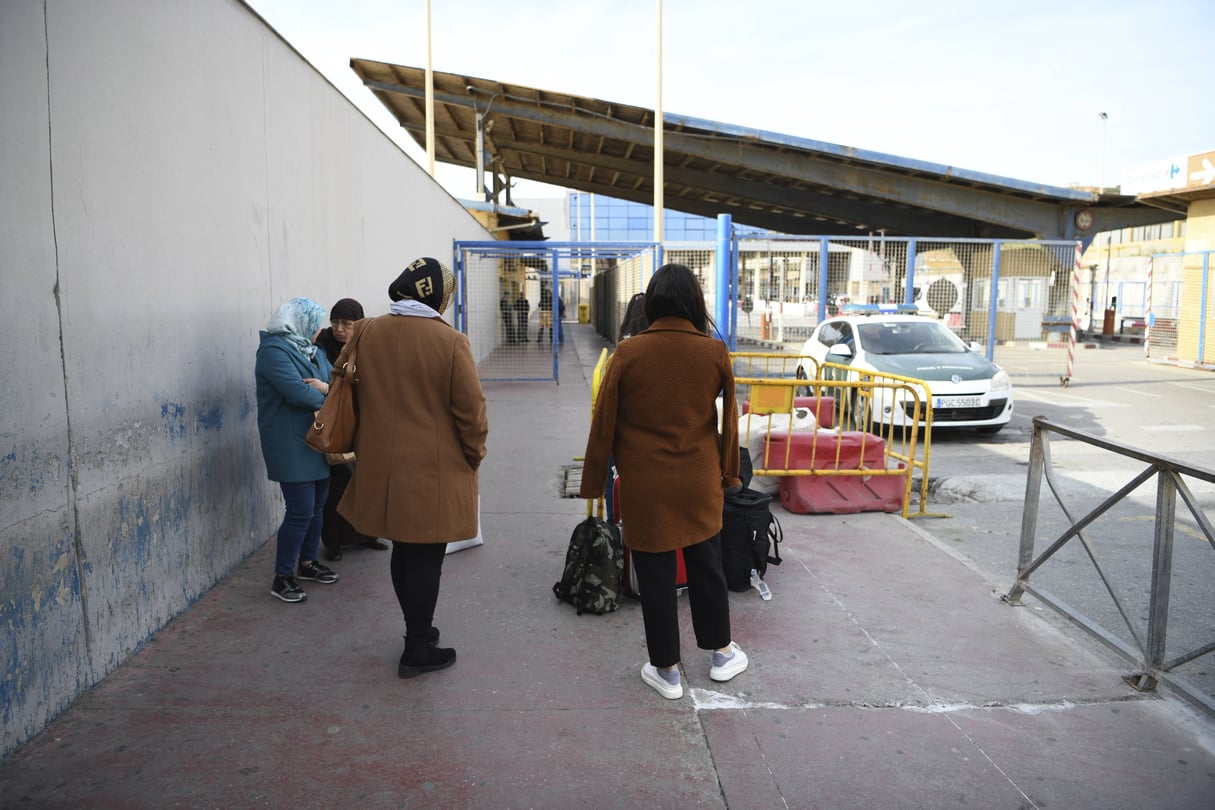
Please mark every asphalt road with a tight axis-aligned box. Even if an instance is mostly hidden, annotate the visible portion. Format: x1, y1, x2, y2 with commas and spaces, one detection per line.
921, 340, 1215, 710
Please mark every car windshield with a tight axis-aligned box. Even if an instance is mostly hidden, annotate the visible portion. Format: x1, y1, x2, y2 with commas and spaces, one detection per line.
857, 321, 968, 355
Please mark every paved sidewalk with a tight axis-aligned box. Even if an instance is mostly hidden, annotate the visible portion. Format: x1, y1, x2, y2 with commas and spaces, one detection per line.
1, 324, 1213, 809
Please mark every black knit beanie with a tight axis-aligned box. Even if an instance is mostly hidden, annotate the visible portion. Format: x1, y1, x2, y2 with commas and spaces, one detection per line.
330, 298, 365, 321
388, 257, 455, 314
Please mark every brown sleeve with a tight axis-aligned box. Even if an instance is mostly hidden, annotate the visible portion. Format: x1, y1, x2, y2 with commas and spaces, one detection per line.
578, 353, 621, 499
718, 348, 741, 489
450, 333, 489, 469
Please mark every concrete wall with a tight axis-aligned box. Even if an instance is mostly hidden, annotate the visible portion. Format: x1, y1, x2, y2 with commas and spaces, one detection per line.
0, 0, 491, 759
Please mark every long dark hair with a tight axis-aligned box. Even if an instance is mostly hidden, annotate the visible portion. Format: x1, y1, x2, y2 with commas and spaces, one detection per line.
644, 263, 715, 336
619, 293, 650, 339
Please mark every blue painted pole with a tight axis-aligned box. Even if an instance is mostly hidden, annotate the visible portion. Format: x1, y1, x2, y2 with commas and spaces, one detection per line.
716, 214, 732, 346
987, 242, 1002, 359
904, 239, 917, 306
1199, 251, 1209, 366
454, 247, 466, 333
551, 248, 560, 383
818, 238, 829, 321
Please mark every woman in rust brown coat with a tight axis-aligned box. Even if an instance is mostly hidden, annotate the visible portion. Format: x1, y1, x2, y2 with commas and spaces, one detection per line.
336, 257, 488, 678
579, 264, 747, 700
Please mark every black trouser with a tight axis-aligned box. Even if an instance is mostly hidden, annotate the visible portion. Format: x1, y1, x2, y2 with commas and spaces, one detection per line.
321, 463, 372, 549
389, 542, 448, 643
631, 534, 731, 669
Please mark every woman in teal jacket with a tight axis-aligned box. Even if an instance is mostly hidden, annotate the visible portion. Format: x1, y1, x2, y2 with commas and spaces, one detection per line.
254, 298, 339, 603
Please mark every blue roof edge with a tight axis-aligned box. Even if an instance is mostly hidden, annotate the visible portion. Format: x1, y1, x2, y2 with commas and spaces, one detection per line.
665, 112, 1095, 202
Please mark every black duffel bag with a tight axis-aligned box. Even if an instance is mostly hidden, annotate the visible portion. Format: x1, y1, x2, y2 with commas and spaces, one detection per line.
721, 486, 783, 592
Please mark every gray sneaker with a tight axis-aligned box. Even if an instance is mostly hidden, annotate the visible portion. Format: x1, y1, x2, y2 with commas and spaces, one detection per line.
709, 642, 748, 682
297, 560, 338, 584
270, 575, 306, 603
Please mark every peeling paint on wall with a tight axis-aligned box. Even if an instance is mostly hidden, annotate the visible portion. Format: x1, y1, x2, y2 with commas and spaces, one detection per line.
161, 402, 187, 440
195, 403, 223, 432
0, 445, 67, 502
0, 522, 86, 755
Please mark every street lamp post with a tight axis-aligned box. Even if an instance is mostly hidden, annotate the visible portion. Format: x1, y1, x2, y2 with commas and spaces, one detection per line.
469, 86, 500, 202
1098, 112, 1109, 191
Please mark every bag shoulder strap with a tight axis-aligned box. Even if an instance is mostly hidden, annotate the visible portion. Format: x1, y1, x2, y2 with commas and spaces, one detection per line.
767, 512, 783, 566
333, 316, 376, 383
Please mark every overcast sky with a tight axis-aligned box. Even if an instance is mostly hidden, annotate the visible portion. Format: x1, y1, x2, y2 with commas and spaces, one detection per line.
247, 0, 1215, 200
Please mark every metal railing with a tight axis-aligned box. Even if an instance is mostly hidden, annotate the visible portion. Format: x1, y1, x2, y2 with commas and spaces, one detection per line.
1004, 416, 1215, 716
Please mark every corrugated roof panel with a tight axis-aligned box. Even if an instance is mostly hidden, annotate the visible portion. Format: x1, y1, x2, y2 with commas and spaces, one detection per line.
349, 59, 1180, 239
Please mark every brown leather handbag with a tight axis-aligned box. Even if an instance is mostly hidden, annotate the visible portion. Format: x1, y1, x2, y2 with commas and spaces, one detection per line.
306, 320, 371, 456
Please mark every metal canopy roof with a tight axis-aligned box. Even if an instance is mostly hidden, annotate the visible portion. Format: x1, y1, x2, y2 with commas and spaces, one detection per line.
350, 59, 1181, 241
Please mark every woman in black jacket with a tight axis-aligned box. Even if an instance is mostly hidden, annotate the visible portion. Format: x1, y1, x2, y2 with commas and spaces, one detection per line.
314, 297, 388, 561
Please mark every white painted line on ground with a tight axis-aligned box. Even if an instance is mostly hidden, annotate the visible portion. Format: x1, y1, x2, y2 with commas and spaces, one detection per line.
1013, 389, 1130, 408
1169, 382, 1215, 393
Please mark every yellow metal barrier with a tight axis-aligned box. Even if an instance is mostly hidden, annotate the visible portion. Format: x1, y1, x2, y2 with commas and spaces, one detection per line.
591, 348, 609, 411
731, 352, 819, 393
594, 348, 939, 518
817, 361, 941, 518
729, 352, 942, 519
583, 348, 611, 518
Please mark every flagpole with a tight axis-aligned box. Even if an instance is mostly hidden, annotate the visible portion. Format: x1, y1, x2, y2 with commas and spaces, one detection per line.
425, 0, 436, 177
653, 0, 664, 246
1098, 111, 1107, 191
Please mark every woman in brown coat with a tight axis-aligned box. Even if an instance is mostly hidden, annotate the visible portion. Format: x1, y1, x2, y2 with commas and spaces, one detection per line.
336, 257, 488, 678
579, 264, 747, 700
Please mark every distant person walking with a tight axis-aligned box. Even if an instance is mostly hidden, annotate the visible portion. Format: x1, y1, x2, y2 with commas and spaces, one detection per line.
557, 293, 567, 344
500, 290, 514, 344
513, 291, 530, 345
538, 283, 554, 342
579, 264, 746, 699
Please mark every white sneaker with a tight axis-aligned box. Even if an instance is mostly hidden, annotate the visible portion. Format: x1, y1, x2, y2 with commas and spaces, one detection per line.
641, 663, 683, 699
709, 642, 748, 682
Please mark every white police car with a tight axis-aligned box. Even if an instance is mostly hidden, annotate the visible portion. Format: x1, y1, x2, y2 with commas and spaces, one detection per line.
795, 305, 1014, 433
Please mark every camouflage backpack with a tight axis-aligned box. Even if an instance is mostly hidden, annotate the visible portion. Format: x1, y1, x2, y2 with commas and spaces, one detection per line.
553, 515, 624, 615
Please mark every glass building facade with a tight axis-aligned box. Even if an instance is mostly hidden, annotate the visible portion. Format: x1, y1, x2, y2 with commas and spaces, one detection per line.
566, 192, 772, 242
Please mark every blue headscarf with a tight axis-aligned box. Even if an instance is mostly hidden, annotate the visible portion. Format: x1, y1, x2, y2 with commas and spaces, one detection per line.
265, 297, 325, 360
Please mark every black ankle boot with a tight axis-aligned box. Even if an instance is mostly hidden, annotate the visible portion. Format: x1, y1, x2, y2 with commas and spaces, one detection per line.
398, 640, 456, 678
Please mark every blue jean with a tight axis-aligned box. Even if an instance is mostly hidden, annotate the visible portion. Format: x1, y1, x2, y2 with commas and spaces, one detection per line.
275, 479, 330, 576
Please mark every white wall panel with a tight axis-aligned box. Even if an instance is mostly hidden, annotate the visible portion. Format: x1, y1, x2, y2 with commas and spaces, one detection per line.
1, 0, 491, 758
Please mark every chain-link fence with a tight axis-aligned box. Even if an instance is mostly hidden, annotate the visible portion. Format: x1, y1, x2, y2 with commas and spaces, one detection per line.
458, 236, 1085, 381
1146, 250, 1214, 366
454, 242, 659, 381
728, 236, 1079, 374
594, 248, 661, 345
1145, 253, 1184, 359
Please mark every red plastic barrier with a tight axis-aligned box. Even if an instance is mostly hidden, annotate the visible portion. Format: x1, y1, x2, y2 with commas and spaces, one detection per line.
765, 430, 904, 515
